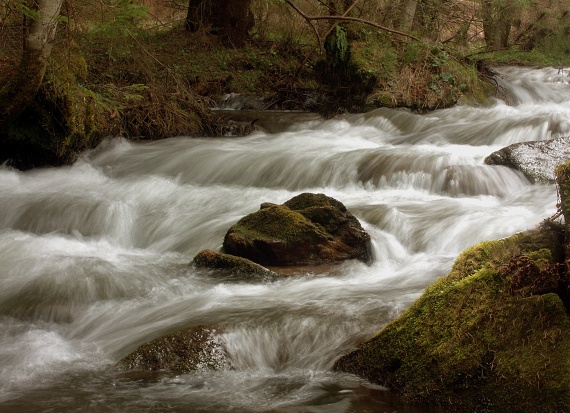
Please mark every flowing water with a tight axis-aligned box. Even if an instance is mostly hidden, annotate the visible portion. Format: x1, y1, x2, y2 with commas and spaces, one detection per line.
1, 66, 569, 412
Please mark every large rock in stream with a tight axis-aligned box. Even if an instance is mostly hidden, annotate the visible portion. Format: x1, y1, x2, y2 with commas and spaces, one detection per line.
334, 221, 570, 412
222, 193, 372, 266
485, 136, 570, 183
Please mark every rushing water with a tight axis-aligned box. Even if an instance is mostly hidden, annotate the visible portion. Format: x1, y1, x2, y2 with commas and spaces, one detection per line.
0, 66, 569, 412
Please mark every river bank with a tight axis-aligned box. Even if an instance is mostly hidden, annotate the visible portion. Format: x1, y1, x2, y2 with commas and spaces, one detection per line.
0, 18, 512, 170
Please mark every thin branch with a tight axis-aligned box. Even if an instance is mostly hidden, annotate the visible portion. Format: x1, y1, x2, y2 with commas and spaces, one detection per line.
127, 31, 170, 71
316, 15, 420, 41
323, 0, 359, 40
284, 0, 322, 51
284, 0, 420, 42
294, 0, 360, 77
441, 15, 476, 44
464, 46, 514, 59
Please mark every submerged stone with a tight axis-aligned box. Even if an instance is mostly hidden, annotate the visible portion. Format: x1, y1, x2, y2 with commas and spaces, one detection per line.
223, 193, 372, 266
117, 326, 231, 373
334, 224, 570, 412
192, 249, 278, 279
485, 137, 570, 183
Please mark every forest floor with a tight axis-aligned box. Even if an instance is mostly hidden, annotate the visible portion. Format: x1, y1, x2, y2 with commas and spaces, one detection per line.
79, 25, 495, 138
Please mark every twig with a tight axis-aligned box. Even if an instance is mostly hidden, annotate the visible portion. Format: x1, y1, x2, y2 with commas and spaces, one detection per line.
284, 0, 322, 51
464, 46, 520, 59
322, 0, 360, 40
284, 0, 420, 42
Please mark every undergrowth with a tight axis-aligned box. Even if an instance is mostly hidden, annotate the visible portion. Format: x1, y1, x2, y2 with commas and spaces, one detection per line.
3, 0, 570, 168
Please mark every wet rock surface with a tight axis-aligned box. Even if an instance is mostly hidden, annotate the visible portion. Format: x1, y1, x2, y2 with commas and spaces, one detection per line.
485, 136, 570, 183
192, 249, 278, 279
223, 193, 372, 266
117, 326, 231, 373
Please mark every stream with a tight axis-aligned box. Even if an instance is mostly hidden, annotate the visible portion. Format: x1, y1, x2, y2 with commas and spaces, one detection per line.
0, 66, 568, 412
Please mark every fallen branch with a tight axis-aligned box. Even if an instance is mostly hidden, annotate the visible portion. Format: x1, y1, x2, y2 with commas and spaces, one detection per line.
463, 46, 519, 59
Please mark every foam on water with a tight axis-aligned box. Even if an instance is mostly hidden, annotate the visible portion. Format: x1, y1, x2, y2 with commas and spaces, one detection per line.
0, 66, 566, 411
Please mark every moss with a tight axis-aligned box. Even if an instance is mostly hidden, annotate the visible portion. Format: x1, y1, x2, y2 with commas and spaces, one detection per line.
324, 25, 351, 72
1, 46, 107, 168
355, 40, 492, 112
349, 29, 398, 83
230, 205, 329, 246
335, 224, 570, 412
223, 193, 372, 266
283, 192, 347, 212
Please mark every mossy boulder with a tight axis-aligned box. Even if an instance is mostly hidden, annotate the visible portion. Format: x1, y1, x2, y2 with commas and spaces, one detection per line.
223, 193, 372, 266
117, 325, 231, 373
192, 249, 278, 279
334, 224, 570, 412
1, 46, 107, 169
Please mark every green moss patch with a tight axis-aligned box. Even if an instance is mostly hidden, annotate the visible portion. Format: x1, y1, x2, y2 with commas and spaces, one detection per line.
229, 205, 330, 246
335, 224, 570, 412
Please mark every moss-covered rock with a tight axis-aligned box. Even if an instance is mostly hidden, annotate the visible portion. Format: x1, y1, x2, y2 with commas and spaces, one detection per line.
192, 249, 278, 279
334, 224, 570, 412
1, 46, 107, 169
223, 193, 372, 266
117, 325, 231, 373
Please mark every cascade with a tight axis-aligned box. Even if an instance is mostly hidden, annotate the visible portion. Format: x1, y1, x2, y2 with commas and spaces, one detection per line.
0, 66, 566, 412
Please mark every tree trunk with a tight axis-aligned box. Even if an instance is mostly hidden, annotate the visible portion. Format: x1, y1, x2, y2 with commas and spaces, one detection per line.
0, 0, 63, 127
415, 0, 443, 40
0, 0, 64, 129
185, 0, 253, 47
328, 1, 338, 15
399, 0, 418, 32
186, 0, 208, 32
481, 0, 511, 48
327, 0, 352, 15
218, 0, 253, 47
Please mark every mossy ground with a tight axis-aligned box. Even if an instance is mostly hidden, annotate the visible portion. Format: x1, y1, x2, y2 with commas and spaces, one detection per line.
335, 224, 570, 412
348, 29, 493, 111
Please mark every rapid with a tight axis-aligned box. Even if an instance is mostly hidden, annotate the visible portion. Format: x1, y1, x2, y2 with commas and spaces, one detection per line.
0, 66, 568, 412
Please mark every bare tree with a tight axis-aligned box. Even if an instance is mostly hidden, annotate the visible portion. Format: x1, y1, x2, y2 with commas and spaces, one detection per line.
0, 0, 64, 128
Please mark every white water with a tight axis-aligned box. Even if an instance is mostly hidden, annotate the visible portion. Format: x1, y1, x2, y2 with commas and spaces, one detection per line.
0, 66, 568, 412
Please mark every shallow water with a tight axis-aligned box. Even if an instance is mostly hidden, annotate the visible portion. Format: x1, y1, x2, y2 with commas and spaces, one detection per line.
0, 66, 568, 412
